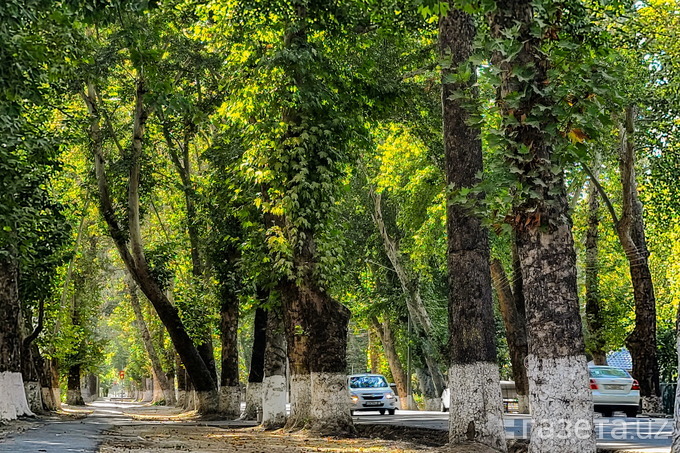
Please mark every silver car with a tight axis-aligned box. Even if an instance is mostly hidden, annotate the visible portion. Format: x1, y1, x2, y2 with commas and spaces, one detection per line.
589, 366, 640, 417
348, 374, 397, 415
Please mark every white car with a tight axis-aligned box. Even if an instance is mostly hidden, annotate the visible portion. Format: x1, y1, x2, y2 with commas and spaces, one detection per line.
589, 366, 640, 417
348, 374, 397, 416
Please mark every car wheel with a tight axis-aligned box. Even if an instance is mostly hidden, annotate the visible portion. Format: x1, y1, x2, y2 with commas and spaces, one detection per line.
379, 409, 385, 415
388, 409, 395, 415
624, 408, 638, 418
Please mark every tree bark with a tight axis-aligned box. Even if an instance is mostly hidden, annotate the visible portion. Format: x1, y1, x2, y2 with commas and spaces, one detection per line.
127, 277, 175, 405
280, 280, 312, 430
262, 306, 287, 429
243, 306, 267, 420
0, 257, 33, 420
584, 159, 607, 366
618, 106, 661, 412
441, 5, 506, 449
66, 364, 84, 406
369, 316, 410, 409
219, 288, 240, 417
490, 259, 530, 414
489, 0, 596, 450
82, 81, 217, 412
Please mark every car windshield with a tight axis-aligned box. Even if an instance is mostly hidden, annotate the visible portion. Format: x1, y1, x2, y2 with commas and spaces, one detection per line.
589, 367, 630, 378
349, 375, 388, 389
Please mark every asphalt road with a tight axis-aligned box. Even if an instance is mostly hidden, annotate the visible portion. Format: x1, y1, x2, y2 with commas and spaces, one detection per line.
0, 400, 137, 453
353, 409, 674, 452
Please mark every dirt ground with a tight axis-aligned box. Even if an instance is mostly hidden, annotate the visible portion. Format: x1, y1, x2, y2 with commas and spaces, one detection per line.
98, 424, 443, 453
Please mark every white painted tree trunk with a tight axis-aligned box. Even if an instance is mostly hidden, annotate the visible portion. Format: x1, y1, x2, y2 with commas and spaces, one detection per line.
196, 389, 219, 414
671, 327, 680, 453
24, 381, 42, 413
527, 355, 595, 453
424, 397, 442, 412
288, 373, 311, 427
242, 382, 262, 420
176, 389, 187, 408
41, 386, 60, 411
0, 372, 33, 420
262, 375, 287, 429
449, 363, 507, 451
641, 396, 662, 414
219, 385, 241, 417
309, 372, 353, 434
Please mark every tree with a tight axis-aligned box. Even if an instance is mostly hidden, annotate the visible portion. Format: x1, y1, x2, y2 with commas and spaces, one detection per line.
488, 0, 597, 449
440, 3, 506, 449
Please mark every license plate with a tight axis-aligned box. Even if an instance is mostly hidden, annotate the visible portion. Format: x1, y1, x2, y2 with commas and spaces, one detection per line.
364, 401, 383, 406
605, 384, 625, 390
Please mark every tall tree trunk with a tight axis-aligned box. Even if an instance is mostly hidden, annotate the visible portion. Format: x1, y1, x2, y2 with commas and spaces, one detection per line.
618, 106, 660, 413
81, 82, 217, 412
280, 281, 311, 430
0, 257, 33, 420
489, 1, 596, 451
584, 160, 606, 366
219, 289, 240, 417
243, 306, 267, 420
175, 353, 188, 408
369, 316, 411, 409
21, 305, 44, 413
66, 364, 84, 405
369, 188, 446, 400
441, 6, 506, 450
490, 259, 530, 414
127, 277, 175, 405
262, 306, 287, 429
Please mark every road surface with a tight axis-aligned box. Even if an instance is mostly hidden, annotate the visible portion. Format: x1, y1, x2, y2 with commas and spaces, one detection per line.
354, 409, 674, 452
0, 400, 137, 453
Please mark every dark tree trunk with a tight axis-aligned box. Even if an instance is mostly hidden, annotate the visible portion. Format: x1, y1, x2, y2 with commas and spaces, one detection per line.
280, 281, 311, 429
219, 290, 240, 416
82, 82, 217, 411
618, 106, 660, 412
66, 364, 84, 406
489, 0, 596, 450
262, 306, 287, 429
584, 166, 607, 366
0, 258, 22, 376
490, 259, 530, 414
242, 307, 267, 420
440, 5, 506, 448
248, 307, 267, 385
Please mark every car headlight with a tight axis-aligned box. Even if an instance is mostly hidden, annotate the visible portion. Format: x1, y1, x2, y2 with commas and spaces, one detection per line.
385, 392, 395, 399
351, 394, 358, 403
